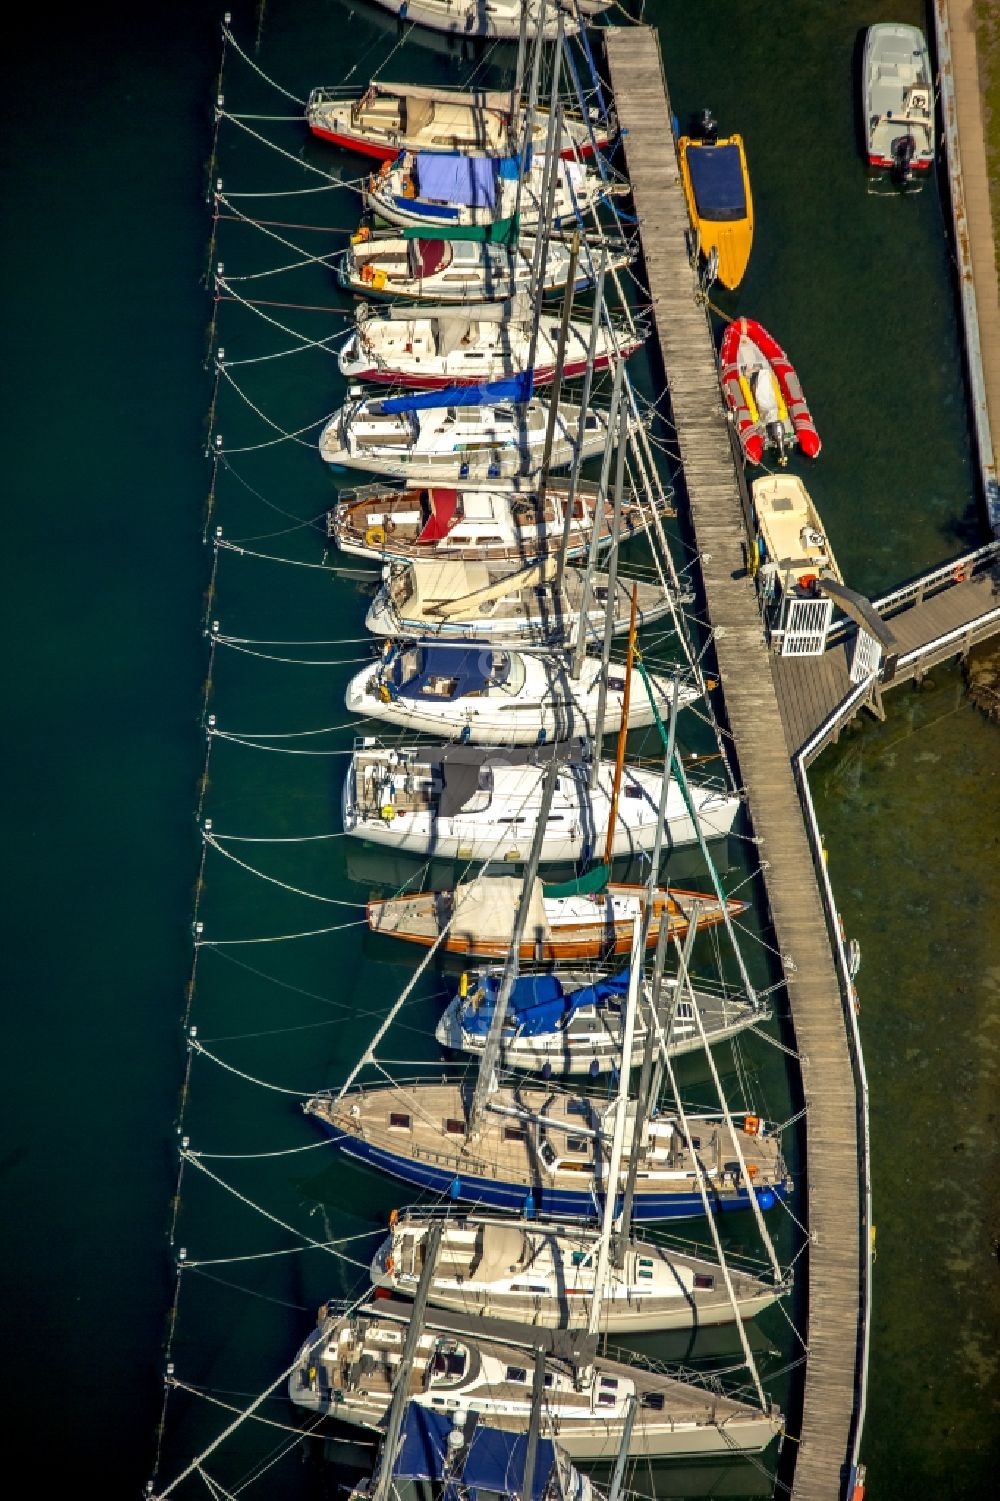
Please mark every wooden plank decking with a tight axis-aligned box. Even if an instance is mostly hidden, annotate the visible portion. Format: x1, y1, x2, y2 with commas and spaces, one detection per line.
605, 28, 862, 1500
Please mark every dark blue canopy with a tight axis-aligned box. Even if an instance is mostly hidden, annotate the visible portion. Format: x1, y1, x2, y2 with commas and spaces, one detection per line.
461, 969, 631, 1038
378, 373, 534, 414
392, 644, 502, 702
415, 153, 501, 209
686, 142, 747, 221
393, 1404, 559, 1501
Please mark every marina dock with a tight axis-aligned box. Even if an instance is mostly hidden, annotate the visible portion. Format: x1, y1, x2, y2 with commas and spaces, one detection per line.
605, 27, 865, 1498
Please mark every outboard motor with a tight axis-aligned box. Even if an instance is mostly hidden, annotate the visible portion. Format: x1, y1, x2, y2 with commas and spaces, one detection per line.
698, 108, 718, 144
766, 420, 788, 466
891, 133, 916, 184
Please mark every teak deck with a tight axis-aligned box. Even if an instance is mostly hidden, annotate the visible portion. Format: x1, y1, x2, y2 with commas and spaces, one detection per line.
606, 27, 862, 1499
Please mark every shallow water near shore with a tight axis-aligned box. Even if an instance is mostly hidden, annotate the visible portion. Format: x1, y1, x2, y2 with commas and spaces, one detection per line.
3, 0, 999, 1496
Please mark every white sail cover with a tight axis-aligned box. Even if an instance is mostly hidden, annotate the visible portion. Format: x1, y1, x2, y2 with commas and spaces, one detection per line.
452, 876, 550, 944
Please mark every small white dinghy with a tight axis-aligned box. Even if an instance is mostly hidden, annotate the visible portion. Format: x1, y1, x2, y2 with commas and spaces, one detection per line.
371, 1209, 785, 1332
320, 393, 615, 483
436, 965, 763, 1074
364, 558, 673, 649
339, 299, 642, 390
345, 641, 696, 745
342, 739, 741, 863
862, 23, 935, 182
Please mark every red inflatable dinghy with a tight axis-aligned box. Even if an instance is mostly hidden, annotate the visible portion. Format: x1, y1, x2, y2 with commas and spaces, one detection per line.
720, 317, 821, 465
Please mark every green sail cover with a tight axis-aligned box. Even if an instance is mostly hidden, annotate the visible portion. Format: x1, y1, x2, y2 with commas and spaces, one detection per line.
401, 215, 520, 245
542, 863, 611, 899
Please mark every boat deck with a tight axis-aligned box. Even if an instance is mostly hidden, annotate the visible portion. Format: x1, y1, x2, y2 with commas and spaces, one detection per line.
606, 26, 862, 1499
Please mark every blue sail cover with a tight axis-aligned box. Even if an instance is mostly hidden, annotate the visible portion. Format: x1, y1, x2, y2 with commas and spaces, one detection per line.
392, 645, 498, 702
686, 142, 747, 221
415, 153, 504, 209
461, 969, 631, 1038
393, 1404, 559, 1501
378, 373, 534, 414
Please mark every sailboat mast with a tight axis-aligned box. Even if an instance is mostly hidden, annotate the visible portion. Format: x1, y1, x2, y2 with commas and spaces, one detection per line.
519, 1344, 548, 1501
585, 914, 643, 1341
585, 372, 627, 750
513, 0, 550, 233
373, 1219, 444, 1501
535, 229, 580, 522
466, 758, 559, 1134
509, 0, 531, 138
553, 248, 607, 599
601, 583, 637, 868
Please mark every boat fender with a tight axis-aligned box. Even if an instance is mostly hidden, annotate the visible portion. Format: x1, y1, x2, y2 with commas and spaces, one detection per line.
360, 263, 376, 284
379, 159, 392, 179
388, 1208, 399, 1228
380, 804, 396, 821
799, 573, 819, 592
459, 972, 469, 998
952, 564, 969, 583
366, 524, 387, 547
372, 269, 388, 292
744, 1113, 761, 1136
378, 683, 392, 704
351, 226, 372, 245
385, 1254, 394, 1273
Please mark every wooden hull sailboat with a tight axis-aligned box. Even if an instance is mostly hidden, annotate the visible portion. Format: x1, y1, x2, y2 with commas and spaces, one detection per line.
305, 81, 614, 162
371, 1209, 786, 1332
366, 875, 748, 961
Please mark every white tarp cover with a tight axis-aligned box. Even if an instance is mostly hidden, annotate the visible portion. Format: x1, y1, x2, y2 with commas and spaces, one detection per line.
451, 875, 550, 943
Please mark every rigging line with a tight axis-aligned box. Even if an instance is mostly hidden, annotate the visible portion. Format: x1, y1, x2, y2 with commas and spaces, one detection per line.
207, 718, 374, 741
217, 329, 352, 369
218, 110, 346, 184
226, 112, 302, 121
220, 180, 349, 200
221, 24, 306, 106
218, 453, 331, 519
214, 269, 349, 351
208, 827, 352, 844
209, 644, 371, 669
185, 1229, 379, 1268
225, 513, 330, 542
168, 1380, 366, 1449
746, 1023, 801, 1060
210, 732, 357, 755
188, 1264, 310, 1312
204, 831, 363, 905
215, 364, 331, 447
224, 249, 342, 281
196, 917, 367, 946
215, 536, 336, 568
181, 1148, 354, 1246
368, 20, 418, 80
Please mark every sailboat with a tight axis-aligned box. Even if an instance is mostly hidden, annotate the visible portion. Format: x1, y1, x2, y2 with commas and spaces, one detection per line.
356, 0, 611, 44
339, 229, 633, 305
362, 150, 614, 234
363, 557, 671, 648
319, 389, 614, 482
366, 873, 748, 961
338, 299, 643, 390
306, 79, 614, 162
435, 966, 762, 1074
288, 1294, 783, 1457
341, 738, 740, 863
344, 642, 696, 745
329, 477, 661, 566
370, 1209, 784, 1332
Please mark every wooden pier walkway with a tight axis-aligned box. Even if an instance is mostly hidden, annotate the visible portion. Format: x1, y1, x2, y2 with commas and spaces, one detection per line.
775, 541, 1000, 760
605, 27, 862, 1500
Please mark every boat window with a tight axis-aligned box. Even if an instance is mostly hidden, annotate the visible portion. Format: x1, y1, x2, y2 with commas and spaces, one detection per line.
505, 1365, 527, 1383
600, 1377, 618, 1389
510, 1282, 550, 1295
690, 1137, 701, 1150
598, 1392, 617, 1407
497, 816, 526, 824
567, 1100, 590, 1118
565, 1137, 589, 1155
444, 1118, 464, 1135
388, 1112, 412, 1129
543, 1373, 554, 1388
675, 1002, 694, 1019
584, 414, 599, 430
624, 785, 643, 799
570, 1250, 592, 1268
431, 1348, 467, 1379
637, 1257, 655, 1281
694, 1273, 715, 1290
557, 1160, 591, 1174
503, 1125, 527, 1142
641, 1392, 665, 1411
539, 1140, 558, 1170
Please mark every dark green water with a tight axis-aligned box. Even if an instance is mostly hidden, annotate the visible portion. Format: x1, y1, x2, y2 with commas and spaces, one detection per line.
3, 1, 997, 1496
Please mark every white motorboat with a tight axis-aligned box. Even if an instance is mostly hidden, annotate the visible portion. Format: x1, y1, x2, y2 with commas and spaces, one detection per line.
329, 479, 666, 566
371, 1210, 784, 1331
435, 966, 762, 1073
345, 641, 696, 745
338, 231, 632, 304
357, 0, 611, 43
363, 150, 615, 234
751, 473, 842, 597
339, 300, 643, 390
288, 1298, 782, 1459
306, 80, 614, 162
862, 23, 935, 182
342, 739, 741, 862
364, 558, 672, 648
319, 394, 614, 482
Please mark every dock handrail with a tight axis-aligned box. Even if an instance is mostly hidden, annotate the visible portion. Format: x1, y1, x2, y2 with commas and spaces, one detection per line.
826, 539, 1000, 649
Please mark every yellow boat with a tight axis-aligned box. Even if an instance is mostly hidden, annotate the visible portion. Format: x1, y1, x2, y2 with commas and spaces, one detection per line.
677, 112, 753, 290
